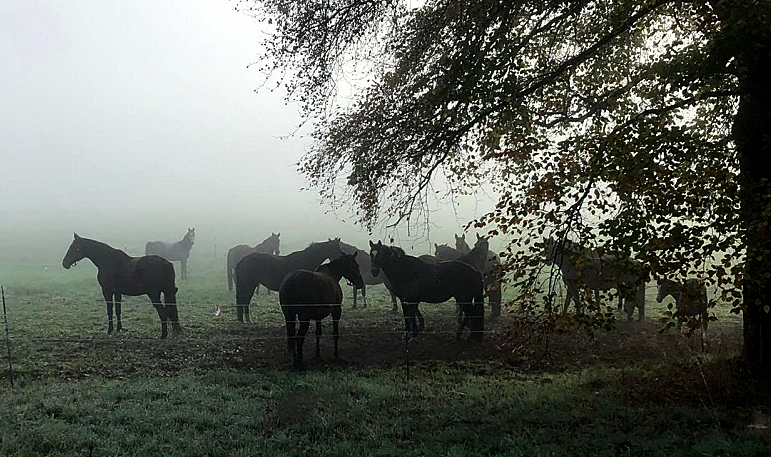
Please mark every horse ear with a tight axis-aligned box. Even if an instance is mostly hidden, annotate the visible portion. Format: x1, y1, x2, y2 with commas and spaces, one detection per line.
74, 233, 80, 240
352, 251, 358, 259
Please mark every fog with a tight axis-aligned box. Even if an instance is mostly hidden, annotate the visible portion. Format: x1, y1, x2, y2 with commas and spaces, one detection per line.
0, 0, 494, 267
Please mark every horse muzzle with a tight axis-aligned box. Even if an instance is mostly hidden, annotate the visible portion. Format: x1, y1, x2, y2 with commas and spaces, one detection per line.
371, 266, 380, 277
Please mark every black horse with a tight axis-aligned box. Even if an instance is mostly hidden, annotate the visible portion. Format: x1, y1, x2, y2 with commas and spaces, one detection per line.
145, 228, 195, 280
62, 233, 182, 339
339, 240, 398, 311
445, 234, 503, 318
280, 252, 364, 370
369, 240, 485, 342
235, 238, 343, 323
226, 232, 281, 291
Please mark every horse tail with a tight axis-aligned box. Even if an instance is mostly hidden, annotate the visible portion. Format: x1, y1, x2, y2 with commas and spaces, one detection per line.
227, 260, 233, 291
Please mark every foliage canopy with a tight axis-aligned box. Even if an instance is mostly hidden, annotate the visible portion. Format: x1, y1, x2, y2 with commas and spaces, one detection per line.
240, 0, 771, 365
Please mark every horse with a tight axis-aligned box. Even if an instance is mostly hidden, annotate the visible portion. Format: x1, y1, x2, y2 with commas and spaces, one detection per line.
434, 243, 463, 261
145, 228, 195, 280
339, 241, 398, 312
543, 237, 648, 321
280, 252, 364, 370
443, 234, 503, 318
62, 233, 182, 339
369, 240, 485, 342
657, 278, 709, 347
235, 238, 343, 323
455, 233, 470, 254
226, 232, 281, 291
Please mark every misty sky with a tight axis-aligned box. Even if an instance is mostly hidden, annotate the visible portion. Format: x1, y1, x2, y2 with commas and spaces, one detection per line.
1, 0, 495, 261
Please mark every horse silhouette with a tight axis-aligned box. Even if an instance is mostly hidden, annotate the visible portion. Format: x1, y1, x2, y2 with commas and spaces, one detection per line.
145, 228, 195, 279
63, 233, 181, 339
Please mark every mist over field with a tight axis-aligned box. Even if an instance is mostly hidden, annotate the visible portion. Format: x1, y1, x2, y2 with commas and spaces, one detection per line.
0, 0, 495, 270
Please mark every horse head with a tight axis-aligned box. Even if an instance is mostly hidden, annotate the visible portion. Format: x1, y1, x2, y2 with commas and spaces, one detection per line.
186, 228, 196, 244
62, 233, 86, 269
369, 240, 387, 277
269, 232, 281, 255
455, 234, 470, 253
336, 251, 364, 289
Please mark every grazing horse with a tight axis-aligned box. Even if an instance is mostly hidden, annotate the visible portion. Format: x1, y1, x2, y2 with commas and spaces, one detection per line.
339, 241, 398, 311
235, 238, 342, 323
369, 241, 485, 342
657, 278, 709, 346
226, 232, 281, 291
543, 237, 648, 321
62, 233, 182, 339
280, 252, 364, 370
145, 228, 195, 280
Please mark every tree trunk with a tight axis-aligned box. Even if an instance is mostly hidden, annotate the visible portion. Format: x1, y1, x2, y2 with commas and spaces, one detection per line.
734, 25, 771, 376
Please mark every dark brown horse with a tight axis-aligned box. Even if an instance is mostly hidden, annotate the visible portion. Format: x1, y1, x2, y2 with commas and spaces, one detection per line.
235, 238, 342, 323
280, 252, 364, 370
226, 232, 281, 291
369, 241, 485, 342
145, 228, 195, 280
62, 233, 181, 339
339, 240, 398, 311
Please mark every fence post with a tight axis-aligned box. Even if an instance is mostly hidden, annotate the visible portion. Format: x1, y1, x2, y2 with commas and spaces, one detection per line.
2, 286, 14, 389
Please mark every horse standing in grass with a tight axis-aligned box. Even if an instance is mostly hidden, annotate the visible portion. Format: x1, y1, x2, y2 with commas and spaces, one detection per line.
369, 240, 485, 342
543, 237, 648, 321
145, 228, 195, 280
62, 233, 182, 339
657, 278, 710, 347
226, 232, 281, 291
235, 238, 343, 323
280, 252, 364, 370
339, 241, 398, 312
444, 234, 503, 318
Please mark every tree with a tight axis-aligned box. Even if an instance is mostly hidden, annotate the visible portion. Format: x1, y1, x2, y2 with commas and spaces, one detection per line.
239, 0, 771, 373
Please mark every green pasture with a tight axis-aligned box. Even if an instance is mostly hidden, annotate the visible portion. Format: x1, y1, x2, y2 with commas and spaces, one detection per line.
0, 258, 767, 456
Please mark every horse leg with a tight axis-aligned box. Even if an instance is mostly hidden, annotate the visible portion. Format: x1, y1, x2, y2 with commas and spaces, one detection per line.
102, 289, 114, 334
314, 320, 323, 360
400, 301, 415, 339
235, 281, 257, 324
295, 320, 310, 370
332, 305, 341, 360
149, 292, 168, 339
351, 284, 358, 309
563, 281, 578, 314
164, 287, 182, 335
284, 313, 296, 356
114, 293, 123, 332
361, 284, 368, 308
487, 278, 502, 319
636, 284, 646, 321
181, 259, 187, 280
455, 300, 466, 340
415, 304, 425, 332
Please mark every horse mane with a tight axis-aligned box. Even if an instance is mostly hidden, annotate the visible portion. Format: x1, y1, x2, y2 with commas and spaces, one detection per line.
390, 246, 405, 258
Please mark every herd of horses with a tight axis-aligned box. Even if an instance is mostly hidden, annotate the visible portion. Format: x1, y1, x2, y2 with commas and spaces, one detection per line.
61, 229, 711, 368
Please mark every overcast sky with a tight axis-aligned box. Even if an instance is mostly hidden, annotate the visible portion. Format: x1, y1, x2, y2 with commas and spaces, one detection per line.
0, 0, 494, 261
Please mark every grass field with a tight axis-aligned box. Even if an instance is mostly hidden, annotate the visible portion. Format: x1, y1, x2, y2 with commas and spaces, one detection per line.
0, 257, 768, 456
